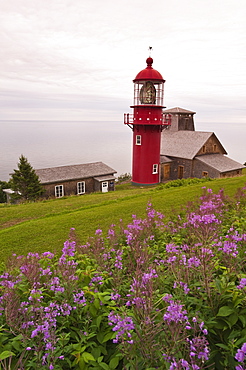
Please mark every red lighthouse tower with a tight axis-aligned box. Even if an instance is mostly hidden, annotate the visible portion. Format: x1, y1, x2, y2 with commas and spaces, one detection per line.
124, 56, 170, 185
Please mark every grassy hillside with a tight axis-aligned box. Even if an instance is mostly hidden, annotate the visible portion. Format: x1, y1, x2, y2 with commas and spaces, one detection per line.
0, 175, 246, 261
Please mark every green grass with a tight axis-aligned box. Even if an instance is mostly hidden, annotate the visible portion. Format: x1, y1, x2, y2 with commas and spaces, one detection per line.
0, 175, 246, 261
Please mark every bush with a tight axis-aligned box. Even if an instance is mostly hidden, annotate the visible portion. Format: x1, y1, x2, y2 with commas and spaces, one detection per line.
0, 185, 246, 369
157, 177, 213, 190
116, 173, 132, 184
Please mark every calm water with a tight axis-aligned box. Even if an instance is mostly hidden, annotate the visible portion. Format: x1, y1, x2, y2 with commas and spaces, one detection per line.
0, 120, 245, 182
0, 120, 132, 181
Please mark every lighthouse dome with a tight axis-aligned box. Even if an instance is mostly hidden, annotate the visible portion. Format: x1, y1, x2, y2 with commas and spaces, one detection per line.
134, 57, 164, 82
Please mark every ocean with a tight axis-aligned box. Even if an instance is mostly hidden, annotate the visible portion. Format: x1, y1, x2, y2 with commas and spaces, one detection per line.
0, 120, 132, 182
0, 120, 245, 182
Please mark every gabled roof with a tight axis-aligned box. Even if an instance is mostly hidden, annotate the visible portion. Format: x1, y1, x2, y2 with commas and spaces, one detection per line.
161, 131, 227, 159
196, 154, 245, 172
163, 107, 196, 114
35, 162, 117, 184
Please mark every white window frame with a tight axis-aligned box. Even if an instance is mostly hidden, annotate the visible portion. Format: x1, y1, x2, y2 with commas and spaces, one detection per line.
152, 164, 158, 174
55, 185, 64, 198
77, 181, 85, 195
136, 135, 141, 145
102, 181, 108, 193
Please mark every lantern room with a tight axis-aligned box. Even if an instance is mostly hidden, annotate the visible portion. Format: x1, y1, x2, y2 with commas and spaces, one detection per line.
132, 57, 165, 107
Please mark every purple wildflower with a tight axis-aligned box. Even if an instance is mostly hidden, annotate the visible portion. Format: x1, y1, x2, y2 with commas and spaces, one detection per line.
163, 300, 188, 324
235, 343, 246, 364
108, 311, 135, 344
237, 278, 246, 289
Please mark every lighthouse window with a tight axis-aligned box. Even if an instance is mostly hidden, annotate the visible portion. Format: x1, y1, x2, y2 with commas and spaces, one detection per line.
152, 164, 158, 174
136, 135, 141, 145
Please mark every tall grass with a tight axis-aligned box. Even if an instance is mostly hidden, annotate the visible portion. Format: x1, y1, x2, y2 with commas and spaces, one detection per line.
0, 175, 245, 261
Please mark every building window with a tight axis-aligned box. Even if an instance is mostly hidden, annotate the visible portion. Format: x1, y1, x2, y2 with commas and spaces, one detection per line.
184, 118, 189, 130
213, 144, 217, 152
202, 145, 206, 153
178, 166, 184, 179
202, 171, 208, 177
77, 181, 85, 194
152, 164, 158, 174
55, 185, 64, 198
136, 135, 141, 145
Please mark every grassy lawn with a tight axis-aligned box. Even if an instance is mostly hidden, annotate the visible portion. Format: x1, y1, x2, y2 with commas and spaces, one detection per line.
0, 175, 245, 261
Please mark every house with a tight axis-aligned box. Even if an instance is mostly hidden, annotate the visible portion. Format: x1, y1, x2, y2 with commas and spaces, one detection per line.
160, 107, 245, 181
35, 161, 117, 198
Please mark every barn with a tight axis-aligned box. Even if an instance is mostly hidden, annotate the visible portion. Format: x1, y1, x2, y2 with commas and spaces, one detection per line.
160, 107, 244, 181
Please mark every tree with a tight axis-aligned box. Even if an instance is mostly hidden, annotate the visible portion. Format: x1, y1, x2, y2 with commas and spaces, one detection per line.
0, 180, 10, 203
10, 155, 44, 201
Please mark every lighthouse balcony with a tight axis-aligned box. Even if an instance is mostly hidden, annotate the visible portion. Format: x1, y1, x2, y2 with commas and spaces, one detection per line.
124, 113, 171, 126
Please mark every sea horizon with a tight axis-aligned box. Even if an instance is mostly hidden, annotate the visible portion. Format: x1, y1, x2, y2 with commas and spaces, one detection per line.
1, 119, 245, 182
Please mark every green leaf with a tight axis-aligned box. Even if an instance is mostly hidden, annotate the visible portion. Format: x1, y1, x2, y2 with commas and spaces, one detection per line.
96, 315, 102, 328
225, 313, 238, 327
97, 332, 104, 344
215, 343, 229, 350
82, 352, 95, 363
217, 306, 234, 317
79, 358, 87, 370
213, 319, 228, 330
97, 356, 104, 363
0, 351, 15, 361
89, 305, 97, 317
99, 362, 109, 370
102, 332, 114, 343
109, 356, 119, 369
239, 315, 246, 327
94, 298, 100, 310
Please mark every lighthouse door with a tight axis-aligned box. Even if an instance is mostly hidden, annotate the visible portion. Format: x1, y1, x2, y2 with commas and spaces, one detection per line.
102, 181, 108, 193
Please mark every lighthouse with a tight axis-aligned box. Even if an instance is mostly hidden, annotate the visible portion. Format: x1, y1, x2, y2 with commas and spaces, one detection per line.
124, 56, 170, 185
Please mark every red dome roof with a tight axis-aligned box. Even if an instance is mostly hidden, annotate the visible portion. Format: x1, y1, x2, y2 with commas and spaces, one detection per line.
134, 57, 164, 82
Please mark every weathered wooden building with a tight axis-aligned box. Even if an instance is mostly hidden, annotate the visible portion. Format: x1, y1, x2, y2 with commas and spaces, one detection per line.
160, 107, 244, 181
35, 162, 117, 198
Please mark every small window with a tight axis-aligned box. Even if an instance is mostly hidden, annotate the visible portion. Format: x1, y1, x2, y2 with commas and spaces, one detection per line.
202, 171, 208, 178
55, 185, 64, 198
213, 144, 217, 152
77, 181, 85, 195
136, 135, 141, 145
152, 164, 158, 174
202, 145, 206, 153
184, 118, 189, 130
178, 166, 184, 179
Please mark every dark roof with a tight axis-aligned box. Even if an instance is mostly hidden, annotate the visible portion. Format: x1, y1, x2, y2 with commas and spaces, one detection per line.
35, 162, 117, 184
161, 131, 227, 159
160, 155, 173, 163
163, 107, 196, 114
94, 175, 116, 182
196, 154, 245, 172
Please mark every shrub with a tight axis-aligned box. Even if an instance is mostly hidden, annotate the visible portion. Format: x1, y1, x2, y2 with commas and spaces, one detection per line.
0, 185, 246, 369
116, 173, 132, 184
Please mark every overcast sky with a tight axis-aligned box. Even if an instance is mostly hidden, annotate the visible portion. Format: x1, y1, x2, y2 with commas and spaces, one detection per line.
0, 0, 246, 127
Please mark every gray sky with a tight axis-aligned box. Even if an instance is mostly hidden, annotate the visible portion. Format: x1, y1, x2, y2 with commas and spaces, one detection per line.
0, 1, 246, 138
